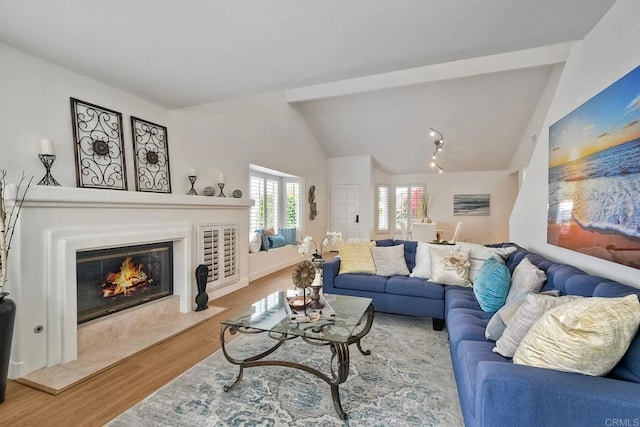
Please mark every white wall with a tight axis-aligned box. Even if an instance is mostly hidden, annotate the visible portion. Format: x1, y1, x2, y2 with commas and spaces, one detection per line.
1, 42, 331, 375
392, 171, 518, 244
510, 0, 640, 287
508, 64, 565, 175
169, 92, 329, 243
0, 42, 329, 280
0, 43, 170, 187
327, 155, 374, 238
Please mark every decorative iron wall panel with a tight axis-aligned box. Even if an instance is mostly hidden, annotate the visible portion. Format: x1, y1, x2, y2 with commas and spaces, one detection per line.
70, 98, 127, 190
131, 116, 172, 193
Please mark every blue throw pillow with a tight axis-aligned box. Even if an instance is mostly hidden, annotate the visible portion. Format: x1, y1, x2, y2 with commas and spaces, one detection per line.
394, 240, 417, 271
473, 258, 512, 312
255, 229, 270, 251
268, 234, 287, 249
278, 228, 297, 245
375, 239, 395, 247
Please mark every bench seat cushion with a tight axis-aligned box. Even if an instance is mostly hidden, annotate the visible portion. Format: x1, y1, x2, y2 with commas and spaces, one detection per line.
334, 273, 387, 293
447, 307, 494, 351
446, 286, 482, 311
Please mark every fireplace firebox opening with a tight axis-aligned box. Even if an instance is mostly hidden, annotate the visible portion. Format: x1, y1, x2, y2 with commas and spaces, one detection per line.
76, 241, 173, 324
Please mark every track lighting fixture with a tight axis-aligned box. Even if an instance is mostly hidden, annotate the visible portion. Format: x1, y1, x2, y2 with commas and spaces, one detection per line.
429, 128, 445, 173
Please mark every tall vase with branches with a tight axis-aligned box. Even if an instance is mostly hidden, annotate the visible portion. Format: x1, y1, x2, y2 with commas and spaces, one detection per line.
0, 171, 32, 294
0, 170, 32, 404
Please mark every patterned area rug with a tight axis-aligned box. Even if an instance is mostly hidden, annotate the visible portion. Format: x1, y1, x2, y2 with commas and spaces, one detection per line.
109, 313, 463, 426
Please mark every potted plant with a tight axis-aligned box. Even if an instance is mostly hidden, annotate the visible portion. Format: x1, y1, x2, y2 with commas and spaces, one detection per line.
297, 231, 343, 309
0, 170, 31, 403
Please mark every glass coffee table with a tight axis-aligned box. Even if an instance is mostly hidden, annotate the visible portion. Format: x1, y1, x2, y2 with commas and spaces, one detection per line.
220, 291, 374, 419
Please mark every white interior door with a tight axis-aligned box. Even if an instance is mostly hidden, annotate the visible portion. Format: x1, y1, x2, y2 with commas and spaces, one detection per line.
331, 185, 360, 241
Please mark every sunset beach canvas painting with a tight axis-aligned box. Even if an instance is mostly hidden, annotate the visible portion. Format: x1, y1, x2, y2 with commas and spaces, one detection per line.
548, 65, 640, 269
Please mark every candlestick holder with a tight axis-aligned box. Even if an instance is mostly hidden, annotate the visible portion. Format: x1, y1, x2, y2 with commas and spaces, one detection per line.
217, 182, 226, 197
308, 258, 325, 309
187, 175, 198, 195
37, 154, 61, 186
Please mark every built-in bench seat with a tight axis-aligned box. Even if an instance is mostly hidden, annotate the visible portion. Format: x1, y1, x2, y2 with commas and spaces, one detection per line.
248, 244, 300, 281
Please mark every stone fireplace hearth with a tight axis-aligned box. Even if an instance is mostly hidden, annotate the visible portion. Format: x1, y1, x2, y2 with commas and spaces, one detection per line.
19, 295, 226, 394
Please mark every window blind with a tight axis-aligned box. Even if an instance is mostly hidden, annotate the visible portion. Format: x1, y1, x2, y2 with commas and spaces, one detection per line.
250, 176, 264, 231
201, 228, 220, 283
377, 185, 389, 231
395, 185, 425, 230
265, 178, 279, 229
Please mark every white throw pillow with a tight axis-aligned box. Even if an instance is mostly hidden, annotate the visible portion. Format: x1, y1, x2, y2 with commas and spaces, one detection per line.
410, 241, 433, 279
457, 242, 516, 283
249, 232, 261, 253
505, 257, 547, 304
493, 293, 582, 357
430, 245, 471, 286
514, 295, 640, 376
485, 290, 561, 341
410, 241, 460, 279
371, 244, 410, 276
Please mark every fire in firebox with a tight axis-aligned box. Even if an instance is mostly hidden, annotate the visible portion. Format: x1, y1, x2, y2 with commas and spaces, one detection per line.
101, 256, 154, 297
77, 242, 173, 324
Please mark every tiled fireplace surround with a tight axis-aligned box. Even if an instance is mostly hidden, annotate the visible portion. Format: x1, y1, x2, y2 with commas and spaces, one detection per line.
5, 185, 251, 388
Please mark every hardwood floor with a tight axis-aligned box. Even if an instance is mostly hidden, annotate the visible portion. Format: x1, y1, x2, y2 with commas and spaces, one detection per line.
0, 266, 297, 426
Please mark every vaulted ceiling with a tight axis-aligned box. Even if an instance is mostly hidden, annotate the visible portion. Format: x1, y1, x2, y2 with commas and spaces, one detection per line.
0, 0, 617, 174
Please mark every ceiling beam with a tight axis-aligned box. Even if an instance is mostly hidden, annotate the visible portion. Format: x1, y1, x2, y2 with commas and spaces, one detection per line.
285, 42, 574, 103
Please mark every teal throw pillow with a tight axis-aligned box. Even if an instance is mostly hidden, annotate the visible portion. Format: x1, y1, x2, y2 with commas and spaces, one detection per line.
268, 234, 287, 249
278, 228, 297, 245
255, 229, 270, 251
473, 258, 512, 313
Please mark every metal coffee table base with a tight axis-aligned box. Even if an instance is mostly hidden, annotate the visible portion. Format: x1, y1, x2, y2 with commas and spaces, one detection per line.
221, 304, 374, 419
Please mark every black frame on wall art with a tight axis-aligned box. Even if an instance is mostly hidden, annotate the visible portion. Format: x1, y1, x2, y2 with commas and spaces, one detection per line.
130, 116, 172, 193
70, 98, 127, 190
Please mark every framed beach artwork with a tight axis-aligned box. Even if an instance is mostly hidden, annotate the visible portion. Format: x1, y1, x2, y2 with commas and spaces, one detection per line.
548, 64, 640, 269
453, 194, 490, 216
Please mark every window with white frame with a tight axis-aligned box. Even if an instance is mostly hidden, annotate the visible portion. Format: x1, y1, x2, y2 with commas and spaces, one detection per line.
376, 185, 389, 232
285, 181, 300, 228
249, 165, 302, 232
394, 185, 425, 230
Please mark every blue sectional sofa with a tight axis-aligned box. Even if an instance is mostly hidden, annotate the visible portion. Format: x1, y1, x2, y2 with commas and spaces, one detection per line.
323, 239, 446, 330
323, 240, 640, 427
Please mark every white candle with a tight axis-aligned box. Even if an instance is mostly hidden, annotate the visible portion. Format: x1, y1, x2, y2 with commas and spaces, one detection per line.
219, 173, 225, 183
40, 139, 54, 155
189, 168, 196, 176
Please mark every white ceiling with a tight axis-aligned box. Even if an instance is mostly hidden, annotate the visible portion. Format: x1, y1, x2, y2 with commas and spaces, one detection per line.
298, 66, 557, 174
0, 0, 616, 174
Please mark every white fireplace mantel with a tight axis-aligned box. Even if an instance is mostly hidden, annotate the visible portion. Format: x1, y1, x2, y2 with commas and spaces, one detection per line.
46, 223, 192, 366
6, 185, 252, 379
16, 185, 254, 209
